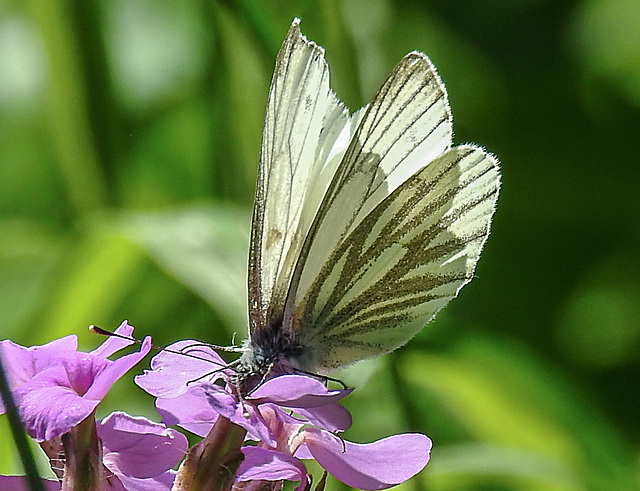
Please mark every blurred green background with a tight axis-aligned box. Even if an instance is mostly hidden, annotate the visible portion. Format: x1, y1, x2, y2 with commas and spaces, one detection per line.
1, 0, 639, 489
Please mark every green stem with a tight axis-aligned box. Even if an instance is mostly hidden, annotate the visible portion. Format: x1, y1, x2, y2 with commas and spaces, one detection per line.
61, 412, 103, 491
173, 416, 247, 491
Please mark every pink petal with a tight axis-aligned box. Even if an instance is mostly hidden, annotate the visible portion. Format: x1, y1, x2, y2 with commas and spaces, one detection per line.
135, 340, 229, 398
0, 336, 77, 392
237, 447, 308, 491
16, 366, 100, 441
0, 475, 61, 490
91, 320, 135, 358
296, 404, 352, 433
106, 472, 176, 491
156, 385, 219, 437
247, 375, 353, 433
98, 411, 188, 479
250, 375, 352, 407
84, 336, 152, 400
200, 385, 276, 446
304, 429, 431, 490
61, 352, 109, 396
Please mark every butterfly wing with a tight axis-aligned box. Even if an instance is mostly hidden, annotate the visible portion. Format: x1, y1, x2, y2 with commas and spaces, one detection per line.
281, 53, 500, 371
249, 19, 357, 334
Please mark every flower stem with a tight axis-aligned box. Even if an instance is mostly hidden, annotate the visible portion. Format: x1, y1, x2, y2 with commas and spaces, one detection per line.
173, 416, 247, 491
61, 412, 103, 491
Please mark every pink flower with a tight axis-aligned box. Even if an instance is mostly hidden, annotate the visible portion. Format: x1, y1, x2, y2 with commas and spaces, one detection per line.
0, 321, 151, 441
136, 342, 431, 490
0, 323, 188, 490
98, 411, 188, 491
1, 412, 188, 491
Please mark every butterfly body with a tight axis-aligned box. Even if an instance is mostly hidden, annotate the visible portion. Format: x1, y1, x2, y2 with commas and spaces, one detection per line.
237, 19, 500, 393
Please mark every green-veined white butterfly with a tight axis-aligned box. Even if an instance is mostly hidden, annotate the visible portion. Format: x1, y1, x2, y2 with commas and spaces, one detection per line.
236, 19, 500, 391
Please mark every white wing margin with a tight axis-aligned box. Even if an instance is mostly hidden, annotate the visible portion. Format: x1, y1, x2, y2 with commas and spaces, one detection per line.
249, 19, 354, 332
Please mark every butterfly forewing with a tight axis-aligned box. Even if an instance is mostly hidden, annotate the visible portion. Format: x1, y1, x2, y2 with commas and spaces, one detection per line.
291, 145, 500, 370
249, 20, 354, 333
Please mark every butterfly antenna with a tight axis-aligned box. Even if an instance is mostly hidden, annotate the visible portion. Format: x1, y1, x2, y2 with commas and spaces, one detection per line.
187, 359, 241, 385
89, 325, 239, 368
178, 341, 244, 354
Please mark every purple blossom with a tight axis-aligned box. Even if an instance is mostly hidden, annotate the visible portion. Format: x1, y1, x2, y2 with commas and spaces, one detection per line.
99, 411, 188, 491
2, 412, 188, 491
133, 340, 231, 399
236, 446, 308, 491
233, 401, 431, 490
0, 321, 151, 441
136, 344, 353, 443
136, 342, 432, 490
300, 429, 431, 490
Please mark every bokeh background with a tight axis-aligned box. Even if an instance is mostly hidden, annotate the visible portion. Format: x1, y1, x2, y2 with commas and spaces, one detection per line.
1, 0, 640, 489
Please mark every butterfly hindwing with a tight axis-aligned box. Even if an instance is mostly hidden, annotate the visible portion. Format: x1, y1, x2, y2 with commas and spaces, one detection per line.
292, 145, 500, 370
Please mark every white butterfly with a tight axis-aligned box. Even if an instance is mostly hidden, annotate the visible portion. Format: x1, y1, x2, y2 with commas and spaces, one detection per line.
237, 18, 500, 390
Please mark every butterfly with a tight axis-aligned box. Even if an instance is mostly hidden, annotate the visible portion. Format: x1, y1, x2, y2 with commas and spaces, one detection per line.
236, 18, 500, 391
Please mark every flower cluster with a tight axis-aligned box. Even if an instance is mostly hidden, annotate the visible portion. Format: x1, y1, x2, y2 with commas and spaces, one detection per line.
1, 323, 431, 490
0, 322, 187, 490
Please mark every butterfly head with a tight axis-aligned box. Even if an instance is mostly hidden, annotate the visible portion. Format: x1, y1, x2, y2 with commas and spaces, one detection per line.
234, 321, 306, 394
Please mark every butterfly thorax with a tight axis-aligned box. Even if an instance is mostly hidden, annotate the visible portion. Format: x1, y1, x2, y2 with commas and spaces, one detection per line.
235, 321, 305, 394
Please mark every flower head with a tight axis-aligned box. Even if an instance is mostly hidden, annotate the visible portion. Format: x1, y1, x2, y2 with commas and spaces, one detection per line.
136, 341, 431, 490
3, 412, 188, 491
0, 321, 152, 441
99, 411, 188, 491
